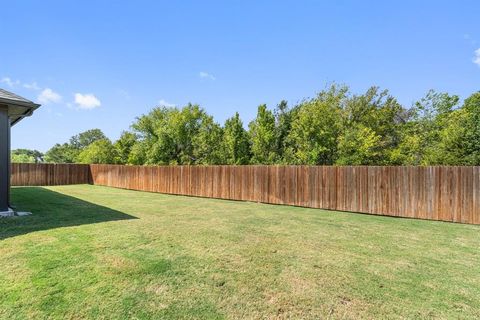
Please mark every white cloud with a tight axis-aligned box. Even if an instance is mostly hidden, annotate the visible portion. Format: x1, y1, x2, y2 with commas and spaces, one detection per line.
74, 93, 101, 109
38, 88, 62, 104
157, 99, 176, 107
1, 77, 42, 91
23, 82, 40, 90
199, 71, 216, 80
474, 48, 480, 67
1, 77, 20, 87
2, 76, 43, 91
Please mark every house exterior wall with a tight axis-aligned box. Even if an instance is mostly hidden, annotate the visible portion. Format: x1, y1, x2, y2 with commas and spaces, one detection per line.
0, 105, 10, 212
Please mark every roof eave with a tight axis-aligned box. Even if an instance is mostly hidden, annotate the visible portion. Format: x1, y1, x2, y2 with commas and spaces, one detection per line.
6, 103, 41, 126
0, 97, 41, 109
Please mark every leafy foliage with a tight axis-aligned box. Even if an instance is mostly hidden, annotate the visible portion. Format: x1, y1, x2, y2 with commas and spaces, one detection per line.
37, 87, 480, 166
44, 129, 114, 164
222, 112, 251, 165
11, 149, 44, 163
114, 131, 138, 164
338, 87, 404, 165
274, 100, 295, 163
70, 129, 108, 150
77, 139, 118, 164
391, 91, 459, 165
44, 143, 79, 163
130, 104, 223, 165
461, 92, 480, 164
249, 105, 277, 164
284, 85, 346, 164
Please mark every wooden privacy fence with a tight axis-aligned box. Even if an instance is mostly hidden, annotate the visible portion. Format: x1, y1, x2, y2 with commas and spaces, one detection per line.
11, 163, 91, 186
89, 165, 480, 225
11, 163, 480, 224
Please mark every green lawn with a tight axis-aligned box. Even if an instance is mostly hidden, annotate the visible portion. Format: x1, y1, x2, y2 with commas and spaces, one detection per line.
1, 185, 479, 319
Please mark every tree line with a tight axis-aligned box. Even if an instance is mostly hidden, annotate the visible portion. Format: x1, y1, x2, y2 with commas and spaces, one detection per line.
12, 85, 480, 166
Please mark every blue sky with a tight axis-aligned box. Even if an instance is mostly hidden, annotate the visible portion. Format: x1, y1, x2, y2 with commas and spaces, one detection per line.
1, 0, 479, 152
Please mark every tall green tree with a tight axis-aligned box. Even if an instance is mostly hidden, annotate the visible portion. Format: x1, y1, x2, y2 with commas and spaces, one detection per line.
77, 139, 118, 164
192, 115, 224, 164
114, 131, 138, 164
222, 112, 251, 164
285, 85, 346, 164
337, 87, 405, 165
249, 104, 277, 164
44, 129, 110, 163
432, 108, 468, 165
44, 143, 78, 163
70, 129, 107, 149
337, 125, 382, 165
461, 92, 480, 164
130, 107, 170, 164
274, 100, 296, 163
391, 90, 459, 165
434, 92, 480, 165
11, 149, 44, 163
131, 104, 222, 165
128, 142, 149, 165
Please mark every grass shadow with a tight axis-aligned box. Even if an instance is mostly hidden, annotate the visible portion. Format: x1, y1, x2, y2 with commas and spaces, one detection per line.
1, 187, 137, 241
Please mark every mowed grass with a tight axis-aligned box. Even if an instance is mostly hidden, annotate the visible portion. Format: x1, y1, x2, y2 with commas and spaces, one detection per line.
1, 185, 479, 319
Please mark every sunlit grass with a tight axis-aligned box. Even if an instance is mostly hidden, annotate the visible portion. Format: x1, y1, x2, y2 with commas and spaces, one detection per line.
1, 185, 479, 319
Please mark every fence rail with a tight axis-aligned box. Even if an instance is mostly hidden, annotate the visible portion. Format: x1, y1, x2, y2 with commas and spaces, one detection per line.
11, 163, 480, 225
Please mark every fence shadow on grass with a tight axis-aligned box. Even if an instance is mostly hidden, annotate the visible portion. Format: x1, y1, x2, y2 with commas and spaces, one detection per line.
1, 187, 138, 241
